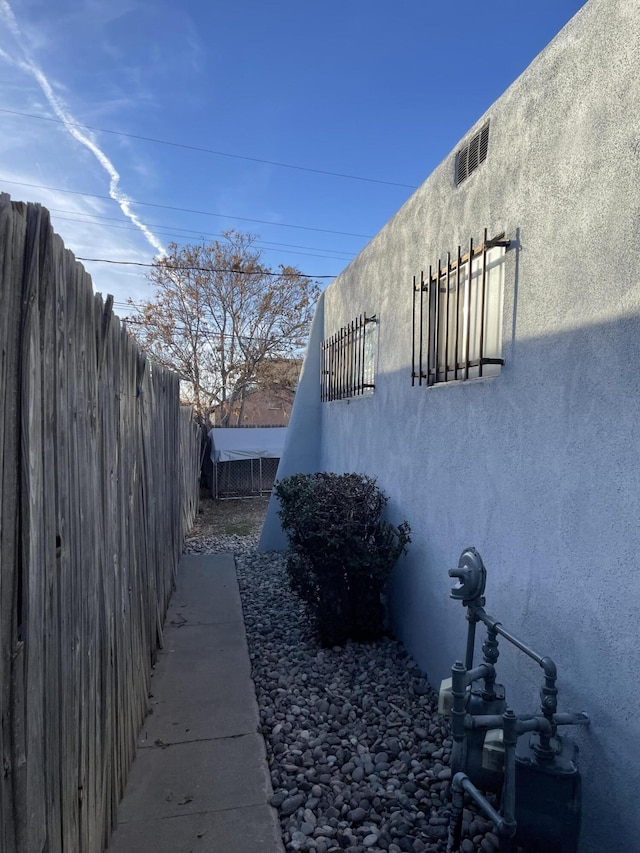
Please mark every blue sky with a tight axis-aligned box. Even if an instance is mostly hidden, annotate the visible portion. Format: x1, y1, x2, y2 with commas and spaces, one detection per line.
0, 0, 586, 315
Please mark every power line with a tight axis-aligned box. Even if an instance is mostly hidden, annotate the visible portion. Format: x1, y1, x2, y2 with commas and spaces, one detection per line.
63, 220, 347, 263
77, 257, 335, 279
119, 310, 310, 346
1, 107, 419, 190
1, 178, 373, 239
56, 217, 350, 263
49, 207, 354, 257
49, 207, 353, 257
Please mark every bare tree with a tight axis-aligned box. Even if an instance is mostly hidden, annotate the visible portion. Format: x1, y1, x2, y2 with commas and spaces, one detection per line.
216, 356, 303, 426
127, 231, 320, 424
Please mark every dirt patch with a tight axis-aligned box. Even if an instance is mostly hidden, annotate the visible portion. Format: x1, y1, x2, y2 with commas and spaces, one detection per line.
188, 488, 270, 538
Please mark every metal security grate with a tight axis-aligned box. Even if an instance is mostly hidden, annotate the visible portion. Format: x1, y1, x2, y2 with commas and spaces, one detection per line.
321, 314, 377, 401
455, 122, 490, 186
412, 229, 510, 387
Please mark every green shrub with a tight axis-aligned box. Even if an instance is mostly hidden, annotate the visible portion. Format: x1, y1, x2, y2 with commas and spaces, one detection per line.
274, 472, 410, 646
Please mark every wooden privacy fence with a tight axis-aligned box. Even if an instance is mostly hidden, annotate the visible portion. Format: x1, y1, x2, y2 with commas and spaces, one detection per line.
0, 195, 201, 853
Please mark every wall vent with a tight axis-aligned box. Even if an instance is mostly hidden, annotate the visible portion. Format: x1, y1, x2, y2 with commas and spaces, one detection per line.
455, 122, 490, 186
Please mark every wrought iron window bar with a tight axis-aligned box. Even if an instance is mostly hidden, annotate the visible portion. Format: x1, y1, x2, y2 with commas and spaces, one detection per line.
412, 229, 511, 388
321, 314, 377, 402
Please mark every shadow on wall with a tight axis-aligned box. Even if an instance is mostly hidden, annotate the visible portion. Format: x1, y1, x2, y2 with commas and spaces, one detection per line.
392, 317, 639, 853
260, 310, 640, 853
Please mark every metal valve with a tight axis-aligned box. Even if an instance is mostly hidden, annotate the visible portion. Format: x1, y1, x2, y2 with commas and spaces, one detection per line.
445, 548, 589, 853
449, 547, 487, 605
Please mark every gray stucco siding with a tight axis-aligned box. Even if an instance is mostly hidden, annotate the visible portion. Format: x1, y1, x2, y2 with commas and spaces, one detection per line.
260, 2, 640, 849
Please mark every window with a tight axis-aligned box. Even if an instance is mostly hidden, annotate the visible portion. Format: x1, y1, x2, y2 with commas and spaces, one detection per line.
321, 314, 377, 401
412, 230, 510, 387
455, 122, 490, 186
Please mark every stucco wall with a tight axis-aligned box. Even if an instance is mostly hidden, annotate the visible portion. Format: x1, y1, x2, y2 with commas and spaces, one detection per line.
260, 293, 325, 550
260, 1, 640, 848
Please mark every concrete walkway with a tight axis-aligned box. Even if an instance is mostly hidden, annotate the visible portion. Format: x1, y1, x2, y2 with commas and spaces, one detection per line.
107, 553, 284, 853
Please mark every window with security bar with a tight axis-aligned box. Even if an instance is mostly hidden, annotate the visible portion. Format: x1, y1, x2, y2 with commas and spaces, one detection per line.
412, 230, 510, 387
321, 314, 378, 402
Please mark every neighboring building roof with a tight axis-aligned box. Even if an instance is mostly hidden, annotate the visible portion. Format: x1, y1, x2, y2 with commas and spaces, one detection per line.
208, 426, 287, 462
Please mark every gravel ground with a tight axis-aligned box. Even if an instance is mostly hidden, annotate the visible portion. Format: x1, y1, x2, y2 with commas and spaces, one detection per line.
185, 533, 520, 853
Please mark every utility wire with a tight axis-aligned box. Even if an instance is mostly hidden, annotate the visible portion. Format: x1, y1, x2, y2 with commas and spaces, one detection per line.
126, 326, 308, 347
119, 310, 310, 346
77, 257, 335, 278
64, 221, 348, 263
1, 107, 419, 190
49, 207, 355, 258
51, 213, 353, 263
1, 178, 373, 239
57, 217, 351, 263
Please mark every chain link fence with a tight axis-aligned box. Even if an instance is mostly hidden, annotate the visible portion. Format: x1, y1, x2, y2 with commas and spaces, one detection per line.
213, 456, 280, 499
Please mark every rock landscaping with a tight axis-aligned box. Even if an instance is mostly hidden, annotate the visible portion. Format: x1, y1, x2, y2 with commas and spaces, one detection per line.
185, 532, 524, 853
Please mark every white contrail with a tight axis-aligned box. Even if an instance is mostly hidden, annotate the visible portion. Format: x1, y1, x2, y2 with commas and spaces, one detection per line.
0, 0, 165, 256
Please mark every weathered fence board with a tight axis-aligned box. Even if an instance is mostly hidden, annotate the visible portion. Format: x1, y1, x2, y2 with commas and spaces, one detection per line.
0, 194, 24, 853
0, 194, 200, 853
